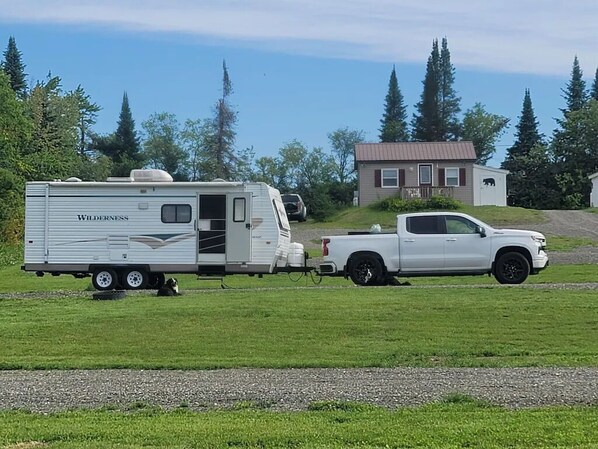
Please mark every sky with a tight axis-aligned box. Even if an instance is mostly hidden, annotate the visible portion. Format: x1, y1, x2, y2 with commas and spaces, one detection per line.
1, 0, 597, 168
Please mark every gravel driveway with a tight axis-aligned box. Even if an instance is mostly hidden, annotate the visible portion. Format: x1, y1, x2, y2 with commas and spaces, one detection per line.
1, 210, 597, 413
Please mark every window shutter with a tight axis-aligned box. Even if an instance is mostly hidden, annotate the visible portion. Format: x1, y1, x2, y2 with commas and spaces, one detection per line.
459, 168, 466, 186
438, 168, 445, 187
399, 169, 406, 187
374, 169, 381, 188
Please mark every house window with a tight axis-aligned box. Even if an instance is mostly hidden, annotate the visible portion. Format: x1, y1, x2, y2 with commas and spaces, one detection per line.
419, 164, 432, 185
382, 169, 398, 188
445, 168, 460, 186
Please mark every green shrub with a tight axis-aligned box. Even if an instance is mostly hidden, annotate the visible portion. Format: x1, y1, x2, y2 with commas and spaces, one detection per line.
372, 195, 461, 213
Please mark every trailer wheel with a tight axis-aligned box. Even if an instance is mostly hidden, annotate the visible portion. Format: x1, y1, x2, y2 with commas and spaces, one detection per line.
121, 268, 149, 290
147, 273, 165, 290
92, 268, 119, 291
349, 255, 384, 286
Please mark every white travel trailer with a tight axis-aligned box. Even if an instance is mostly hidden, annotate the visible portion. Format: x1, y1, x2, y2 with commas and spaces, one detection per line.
22, 170, 305, 290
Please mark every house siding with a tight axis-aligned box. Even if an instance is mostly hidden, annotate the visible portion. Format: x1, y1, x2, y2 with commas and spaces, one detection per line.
358, 161, 474, 206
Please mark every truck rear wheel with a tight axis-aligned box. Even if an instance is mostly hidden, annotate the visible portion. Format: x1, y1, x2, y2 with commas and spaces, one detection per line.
495, 252, 530, 284
92, 268, 119, 291
349, 255, 384, 286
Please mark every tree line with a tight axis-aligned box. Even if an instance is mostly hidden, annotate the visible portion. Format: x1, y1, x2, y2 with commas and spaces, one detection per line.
1, 36, 598, 243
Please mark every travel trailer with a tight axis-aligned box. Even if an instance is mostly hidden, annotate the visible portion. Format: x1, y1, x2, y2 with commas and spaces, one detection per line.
22, 170, 306, 291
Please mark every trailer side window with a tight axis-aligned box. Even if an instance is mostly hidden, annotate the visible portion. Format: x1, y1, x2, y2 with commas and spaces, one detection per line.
162, 204, 192, 223
233, 197, 246, 222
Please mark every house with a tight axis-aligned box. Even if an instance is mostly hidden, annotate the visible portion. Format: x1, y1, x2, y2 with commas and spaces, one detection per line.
589, 172, 598, 207
355, 141, 509, 207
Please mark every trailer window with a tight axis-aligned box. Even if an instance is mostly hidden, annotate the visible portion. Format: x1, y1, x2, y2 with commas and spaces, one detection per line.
273, 199, 290, 232
233, 197, 246, 222
162, 204, 192, 223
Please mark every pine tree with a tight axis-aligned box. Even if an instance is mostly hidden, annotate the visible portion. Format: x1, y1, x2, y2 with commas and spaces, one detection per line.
412, 38, 461, 141
439, 37, 461, 140
2, 36, 27, 99
412, 39, 441, 141
379, 66, 408, 142
502, 90, 549, 208
560, 56, 587, 117
92, 92, 143, 176
591, 67, 598, 101
503, 89, 543, 162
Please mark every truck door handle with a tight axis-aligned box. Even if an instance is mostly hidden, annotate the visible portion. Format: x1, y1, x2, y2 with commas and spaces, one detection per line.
403, 239, 415, 243
446, 238, 457, 241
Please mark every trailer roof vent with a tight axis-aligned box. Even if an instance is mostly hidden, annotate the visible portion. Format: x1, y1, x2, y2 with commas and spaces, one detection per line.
65, 177, 82, 182
130, 169, 173, 183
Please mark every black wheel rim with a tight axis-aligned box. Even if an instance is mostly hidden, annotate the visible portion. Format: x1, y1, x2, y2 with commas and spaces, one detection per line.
501, 258, 525, 281
355, 261, 376, 284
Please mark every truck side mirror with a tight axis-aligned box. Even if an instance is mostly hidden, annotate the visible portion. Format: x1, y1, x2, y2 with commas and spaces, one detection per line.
476, 226, 486, 238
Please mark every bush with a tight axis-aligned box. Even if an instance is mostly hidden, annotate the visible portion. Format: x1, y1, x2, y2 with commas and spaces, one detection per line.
372, 195, 461, 213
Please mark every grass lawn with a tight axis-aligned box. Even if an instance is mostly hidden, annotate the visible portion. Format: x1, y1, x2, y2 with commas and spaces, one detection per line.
1, 401, 597, 448
1, 282, 597, 369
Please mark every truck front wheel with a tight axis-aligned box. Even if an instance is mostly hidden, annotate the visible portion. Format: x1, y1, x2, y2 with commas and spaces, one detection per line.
349, 255, 384, 286
495, 252, 530, 284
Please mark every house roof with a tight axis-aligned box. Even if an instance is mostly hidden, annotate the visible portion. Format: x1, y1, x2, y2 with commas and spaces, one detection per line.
355, 141, 477, 162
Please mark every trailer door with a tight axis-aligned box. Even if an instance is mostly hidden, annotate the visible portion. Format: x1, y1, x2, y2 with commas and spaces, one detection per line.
226, 193, 252, 262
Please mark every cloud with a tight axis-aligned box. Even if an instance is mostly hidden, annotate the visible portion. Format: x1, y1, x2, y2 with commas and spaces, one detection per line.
1, 0, 597, 75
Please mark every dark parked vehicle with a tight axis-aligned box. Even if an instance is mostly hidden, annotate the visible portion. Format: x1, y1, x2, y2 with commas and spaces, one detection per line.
282, 194, 307, 222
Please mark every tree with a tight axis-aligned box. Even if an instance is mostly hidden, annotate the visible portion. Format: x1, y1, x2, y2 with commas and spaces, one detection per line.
207, 60, 238, 180
93, 92, 143, 177
591, 68, 598, 101
71, 85, 101, 155
412, 39, 441, 141
461, 103, 509, 165
2, 36, 27, 99
25, 75, 81, 180
412, 38, 461, 142
142, 112, 188, 180
560, 56, 587, 118
379, 66, 408, 142
438, 37, 461, 140
328, 127, 364, 183
0, 71, 31, 173
551, 100, 598, 208
502, 90, 546, 208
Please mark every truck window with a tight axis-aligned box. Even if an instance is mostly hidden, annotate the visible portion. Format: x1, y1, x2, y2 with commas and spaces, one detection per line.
445, 216, 478, 234
406, 216, 442, 234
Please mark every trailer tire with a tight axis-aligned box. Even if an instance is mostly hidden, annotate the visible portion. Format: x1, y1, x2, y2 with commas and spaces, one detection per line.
92, 290, 126, 300
147, 273, 166, 290
349, 255, 384, 286
92, 268, 119, 291
121, 268, 149, 290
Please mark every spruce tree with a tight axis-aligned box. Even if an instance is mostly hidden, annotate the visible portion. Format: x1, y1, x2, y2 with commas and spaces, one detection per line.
502, 90, 548, 208
560, 56, 587, 117
439, 37, 461, 140
2, 36, 27, 99
93, 92, 143, 176
503, 89, 543, 162
591, 67, 598, 101
379, 66, 408, 142
412, 39, 441, 141
412, 38, 461, 141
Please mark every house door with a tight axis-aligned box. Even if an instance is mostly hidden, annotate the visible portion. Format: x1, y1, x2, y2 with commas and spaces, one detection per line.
418, 164, 432, 198
225, 193, 252, 262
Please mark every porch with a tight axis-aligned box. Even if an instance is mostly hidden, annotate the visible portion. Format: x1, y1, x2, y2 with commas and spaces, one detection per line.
399, 186, 455, 200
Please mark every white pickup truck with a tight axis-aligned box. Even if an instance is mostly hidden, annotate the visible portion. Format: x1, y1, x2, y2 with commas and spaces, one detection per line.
319, 212, 548, 285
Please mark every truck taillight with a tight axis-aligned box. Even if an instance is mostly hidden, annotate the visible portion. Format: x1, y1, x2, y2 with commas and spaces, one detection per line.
322, 238, 330, 256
